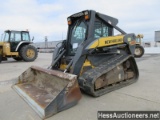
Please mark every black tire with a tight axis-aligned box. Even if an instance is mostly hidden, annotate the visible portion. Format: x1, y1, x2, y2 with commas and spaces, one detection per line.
13, 57, 22, 61
134, 45, 145, 58
20, 45, 38, 62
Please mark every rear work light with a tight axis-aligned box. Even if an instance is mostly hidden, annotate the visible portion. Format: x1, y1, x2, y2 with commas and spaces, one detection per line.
67, 18, 72, 25
84, 11, 89, 20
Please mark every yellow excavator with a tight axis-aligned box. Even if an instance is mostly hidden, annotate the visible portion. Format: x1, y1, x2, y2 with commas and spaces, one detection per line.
12, 10, 139, 119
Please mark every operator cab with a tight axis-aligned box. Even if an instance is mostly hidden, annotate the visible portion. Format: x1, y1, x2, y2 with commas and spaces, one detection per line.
136, 34, 143, 44
3, 30, 31, 52
66, 10, 125, 56
53, 10, 127, 69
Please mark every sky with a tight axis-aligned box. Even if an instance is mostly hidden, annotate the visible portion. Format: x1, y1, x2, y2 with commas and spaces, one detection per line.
0, 0, 159, 42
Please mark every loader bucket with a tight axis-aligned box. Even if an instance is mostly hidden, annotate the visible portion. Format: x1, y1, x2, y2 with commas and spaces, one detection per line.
12, 66, 82, 119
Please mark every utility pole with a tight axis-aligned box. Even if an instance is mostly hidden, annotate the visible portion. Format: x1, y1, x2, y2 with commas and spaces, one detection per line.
45, 36, 48, 48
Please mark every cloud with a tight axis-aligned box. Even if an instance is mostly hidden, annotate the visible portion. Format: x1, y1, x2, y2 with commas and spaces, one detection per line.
0, 0, 66, 40
0, 0, 159, 42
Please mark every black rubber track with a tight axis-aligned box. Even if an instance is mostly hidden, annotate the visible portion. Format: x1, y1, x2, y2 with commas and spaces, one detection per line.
78, 55, 139, 97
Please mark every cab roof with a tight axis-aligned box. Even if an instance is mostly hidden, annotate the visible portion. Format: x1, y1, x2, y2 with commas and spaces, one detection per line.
5, 30, 29, 33
69, 10, 118, 26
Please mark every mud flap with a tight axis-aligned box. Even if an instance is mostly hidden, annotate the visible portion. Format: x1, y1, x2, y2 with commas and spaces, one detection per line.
12, 66, 82, 119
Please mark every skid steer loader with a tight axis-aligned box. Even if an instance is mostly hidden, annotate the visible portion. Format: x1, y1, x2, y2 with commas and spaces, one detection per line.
12, 10, 139, 119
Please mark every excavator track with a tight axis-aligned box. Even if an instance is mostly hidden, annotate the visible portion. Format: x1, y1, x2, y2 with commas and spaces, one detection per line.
79, 54, 139, 97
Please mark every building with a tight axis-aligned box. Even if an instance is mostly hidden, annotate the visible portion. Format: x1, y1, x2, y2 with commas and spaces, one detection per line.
155, 31, 160, 42
33, 40, 63, 48
33, 40, 63, 53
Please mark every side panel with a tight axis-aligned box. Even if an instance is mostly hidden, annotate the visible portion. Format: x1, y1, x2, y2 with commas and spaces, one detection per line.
3, 42, 11, 55
2, 42, 18, 56
123, 33, 136, 55
88, 35, 124, 49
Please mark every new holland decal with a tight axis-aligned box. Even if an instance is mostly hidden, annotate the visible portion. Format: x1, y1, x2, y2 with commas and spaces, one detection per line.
105, 38, 123, 44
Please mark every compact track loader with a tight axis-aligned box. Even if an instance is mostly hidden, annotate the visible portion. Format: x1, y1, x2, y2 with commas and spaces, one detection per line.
12, 10, 139, 119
